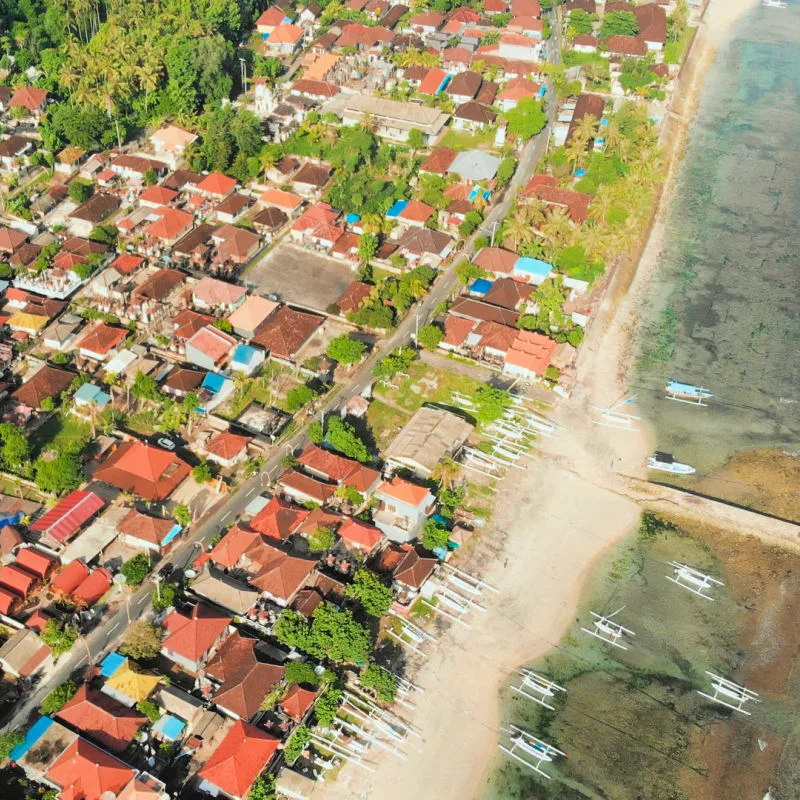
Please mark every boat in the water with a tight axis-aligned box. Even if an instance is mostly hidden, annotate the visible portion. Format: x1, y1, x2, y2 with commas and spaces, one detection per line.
647, 451, 696, 475
665, 380, 714, 405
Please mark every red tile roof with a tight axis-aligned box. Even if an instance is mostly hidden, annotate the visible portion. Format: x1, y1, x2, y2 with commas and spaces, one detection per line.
250, 496, 309, 541
252, 305, 323, 360
297, 444, 380, 491
205, 431, 251, 462
110, 254, 144, 274
603, 34, 647, 56
11, 365, 74, 409
186, 325, 236, 364
30, 491, 106, 544
45, 738, 135, 800
0, 225, 28, 254
259, 188, 303, 210
268, 23, 304, 44
392, 545, 437, 588
0, 563, 38, 597
138, 185, 177, 206
14, 547, 58, 579
94, 441, 191, 501
292, 78, 340, 98
281, 684, 318, 721
118, 509, 175, 546
162, 603, 231, 662
420, 147, 458, 175
505, 330, 557, 375
337, 518, 383, 551
197, 172, 238, 197
209, 525, 262, 570
291, 201, 339, 234
336, 281, 373, 315
9, 86, 48, 112
442, 314, 476, 347
143, 207, 193, 241
134, 268, 185, 301
257, 6, 289, 27
472, 246, 518, 275
72, 568, 112, 607
57, 685, 146, 753
409, 10, 444, 27
50, 560, 91, 596
377, 476, 432, 507
199, 720, 280, 800
522, 174, 593, 222
77, 323, 128, 356
399, 200, 435, 224
172, 309, 214, 340
279, 469, 337, 505
0, 587, 21, 615
418, 67, 448, 96
248, 542, 316, 601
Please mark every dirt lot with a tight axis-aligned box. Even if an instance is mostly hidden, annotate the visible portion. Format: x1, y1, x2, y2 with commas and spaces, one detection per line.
246, 242, 355, 313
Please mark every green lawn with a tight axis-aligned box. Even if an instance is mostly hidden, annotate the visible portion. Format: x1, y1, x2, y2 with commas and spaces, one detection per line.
366, 400, 410, 451
665, 26, 696, 65
437, 126, 498, 152
373, 362, 485, 415
32, 411, 91, 457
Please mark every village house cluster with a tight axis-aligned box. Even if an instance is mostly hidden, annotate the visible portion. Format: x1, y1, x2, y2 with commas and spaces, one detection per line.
0, 0, 699, 795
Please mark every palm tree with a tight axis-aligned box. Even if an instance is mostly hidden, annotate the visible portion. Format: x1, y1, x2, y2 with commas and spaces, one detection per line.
431, 457, 460, 491
575, 113, 600, 145
503, 205, 535, 252
565, 130, 590, 174
602, 118, 623, 155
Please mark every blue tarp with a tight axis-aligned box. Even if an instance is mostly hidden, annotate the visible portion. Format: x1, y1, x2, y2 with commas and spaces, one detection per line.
10, 716, 53, 761
201, 372, 226, 394
574, 168, 587, 177
435, 74, 451, 95
468, 186, 492, 202
162, 525, 183, 546
100, 651, 126, 678
514, 257, 553, 279
386, 200, 409, 218
153, 713, 186, 741
469, 279, 493, 295
539, 85, 547, 97
0, 511, 23, 528
345, 213, 361, 224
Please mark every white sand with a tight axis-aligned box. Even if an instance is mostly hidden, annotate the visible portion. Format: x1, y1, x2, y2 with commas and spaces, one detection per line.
317, 1, 760, 798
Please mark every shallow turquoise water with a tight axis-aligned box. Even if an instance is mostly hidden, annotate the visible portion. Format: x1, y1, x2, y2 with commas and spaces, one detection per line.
634, 4, 800, 477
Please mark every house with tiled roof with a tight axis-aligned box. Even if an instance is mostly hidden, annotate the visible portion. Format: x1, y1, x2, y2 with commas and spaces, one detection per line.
259, 188, 304, 213
44, 737, 136, 800
280, 683, 318, 721
290, 201, 340, 240
150, 125, 198, 168
211, 225, 262, 264
203, 431, 252, 469
139, 185, 178, 208
418, 68, 449, 96
398, 200, 435, 228
446, 70, 483, 104
226, 295, 279, 340
204, 631, 285, 720
185, 325, 237, 372
602, 34, 647, 57
522, 174, 593, 222
14, 547, 59, 580
0, 628, 52, 678
252, 305, 323, 362
191, 564, 260, 616
192, 276, 247, 313
503, 329, 557, 379
208, 524, 262, 570
198, 720, 281, 800
0, 563, 40, 599
277, 469, 338, 506
117, 508, 176, 553
373, 476, 436, 543
77, 323, 128, 362
265, 23, 305, 54
297, 444, 381, 494
249, 496, 309, 542
161, 603, 231, 674
337, 517, 383, 555
376, 543, 437, 603
249, 543, 317, 606
419, 147, 458, 175
56, 684, 146, 754
257, 5, 292, 33
94, 440, 191, 501
472, 246, 519, 276
395, 227, 453, 266
453, 100, 497, 132
143, 207, 194, 245
9, 86, 48, 116
196, 171, 238, 199
170, 309, 214, 344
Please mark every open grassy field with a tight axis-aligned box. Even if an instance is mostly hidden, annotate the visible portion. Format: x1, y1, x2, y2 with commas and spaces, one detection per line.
482, 515, 800, 800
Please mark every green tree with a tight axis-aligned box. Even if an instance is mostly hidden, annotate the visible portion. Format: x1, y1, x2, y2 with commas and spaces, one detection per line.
496, 157, 517, 187
248, 774, 276, 800
68, 180, 93, 203
345, 569, 393, 617
326, 334, 367, 366
34, 453, 83, 495
173, 504, 192, 527
121, 553, 151, 586
152, 581, 178, 612
314, 686, 343, 727
417, 324, 443, 351
142, 169, 158, 186
120, 621, 162, 660
41, 397, 56, 412
308, 421, 324, 444
361, 663, 398, 703
136, 699, 162, 722
0, 422, 31, 471
0, 730, 25, 759
213, 318, 234, 333
472, 386, 511, 424
407, 127, 425, 152
568, 9, 596, 36
285, 661, 320, 686
283, 724, 311, 764
285, 384, 318, 413
41, 619, 79, 657
599, 11, 638, 39
325, 417, 369, 463
39, 680, 78, 715
132, 371, 161, 402
307, 525, 335, 552
503, 98, 547, 140
421, 519, 449, 551
358, 231, 378, 263
455, 259, 489, 286
275, 604, 372, 664
373, 346, 415, 382
334, 484, 363, 506
193, 461, 213, 483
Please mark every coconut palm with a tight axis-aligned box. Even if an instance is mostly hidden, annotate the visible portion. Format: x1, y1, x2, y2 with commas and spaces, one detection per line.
431, 457, 460, 491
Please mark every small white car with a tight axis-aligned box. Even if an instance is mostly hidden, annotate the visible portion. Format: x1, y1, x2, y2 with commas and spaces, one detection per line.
157, 438, 176, 451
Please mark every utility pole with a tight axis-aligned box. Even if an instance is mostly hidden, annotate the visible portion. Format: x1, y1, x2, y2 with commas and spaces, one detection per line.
240, 58, 248, 95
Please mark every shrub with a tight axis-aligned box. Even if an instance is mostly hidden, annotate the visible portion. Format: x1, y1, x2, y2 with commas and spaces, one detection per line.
39, 680, 78, 715
283, 724, 311, 764
120, 553, 150, 586
361, 663, 398, 703
421, 519, 449, 551
345, 569, 393, 617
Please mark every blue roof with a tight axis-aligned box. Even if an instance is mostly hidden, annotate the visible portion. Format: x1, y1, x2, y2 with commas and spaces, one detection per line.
153, 713, 186, 741
10, 716, 53, 761
345, 213, 361, 224
0, 511, 23, 528
232, 344, 258, 366
514, 257, 553, 278
539, 85, 547, 97
73, 382, 111, 406
435, 73, 451, 94
202, 372, 227, 394
469, 278, 493, 295
386, 200, 409, 218
162, 524, 183, 546
100, 651, 126, 678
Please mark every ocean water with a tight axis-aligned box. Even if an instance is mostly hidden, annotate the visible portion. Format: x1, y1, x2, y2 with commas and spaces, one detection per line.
634, 3, 800, 477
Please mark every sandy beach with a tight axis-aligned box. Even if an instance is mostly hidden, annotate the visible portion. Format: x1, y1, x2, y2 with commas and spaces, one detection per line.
316, 1, 761, 798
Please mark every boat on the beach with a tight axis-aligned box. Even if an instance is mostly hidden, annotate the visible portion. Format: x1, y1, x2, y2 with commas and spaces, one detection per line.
665, 380, 713, 405
762, 0, 787, 8
648, 451, 696, 474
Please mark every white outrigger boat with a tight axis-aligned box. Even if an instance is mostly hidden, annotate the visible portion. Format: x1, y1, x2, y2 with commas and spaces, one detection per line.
647, 451, 696, 475
762, 0, 787, 8
665, 380, 713, 406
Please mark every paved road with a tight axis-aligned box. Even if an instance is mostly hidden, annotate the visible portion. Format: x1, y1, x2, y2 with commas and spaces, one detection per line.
3, 19, 564, 734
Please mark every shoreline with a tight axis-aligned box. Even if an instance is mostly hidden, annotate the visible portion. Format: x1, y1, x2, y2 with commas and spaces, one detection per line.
316, 2, 760, 799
